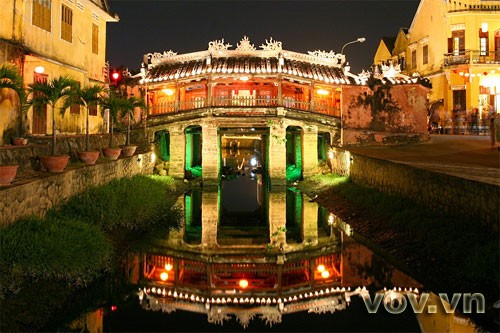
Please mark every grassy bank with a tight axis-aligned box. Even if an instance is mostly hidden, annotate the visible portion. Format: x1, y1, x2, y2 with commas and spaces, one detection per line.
0, 175, 185, 331
299, 174, 499, 303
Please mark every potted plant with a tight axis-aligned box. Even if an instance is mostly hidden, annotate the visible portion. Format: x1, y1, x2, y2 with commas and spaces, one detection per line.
119, 96, 147, 157
66, 84, 104, 165
28, 76, 76, 172
0, 65, 29, 145
99, 90, 127, 160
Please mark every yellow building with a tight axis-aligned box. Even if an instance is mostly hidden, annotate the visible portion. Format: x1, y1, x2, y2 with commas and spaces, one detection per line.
0, 0, 118, 144
375, 0, 500, 131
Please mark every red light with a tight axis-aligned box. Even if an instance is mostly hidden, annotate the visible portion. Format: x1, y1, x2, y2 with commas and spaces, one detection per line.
111, 72, 120, 80
111, 305, 117, 311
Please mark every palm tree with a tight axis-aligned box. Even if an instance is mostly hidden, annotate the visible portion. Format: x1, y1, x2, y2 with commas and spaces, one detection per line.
28, 76, 76, 156
0, 65, 29, 140
65, 84, 104, 151
99, 90, 128, 148
120, 96, 147, 147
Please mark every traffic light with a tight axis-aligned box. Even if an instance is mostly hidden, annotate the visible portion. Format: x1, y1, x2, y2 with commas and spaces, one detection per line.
110, 69, 121, 86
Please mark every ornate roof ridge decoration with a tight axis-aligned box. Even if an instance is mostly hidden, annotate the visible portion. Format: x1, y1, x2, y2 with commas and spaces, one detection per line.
147, 50, 178, 66
236, 36, 256, 51
284, 50, 345, 68
208, 38, 233, 52
260, 37, 283, 51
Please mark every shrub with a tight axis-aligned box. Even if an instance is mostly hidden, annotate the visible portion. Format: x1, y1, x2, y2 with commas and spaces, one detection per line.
0, 216, 112, 294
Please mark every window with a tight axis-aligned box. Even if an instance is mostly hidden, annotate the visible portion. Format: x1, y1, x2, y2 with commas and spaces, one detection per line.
32, 0, 51, 31
61, 4, 73, 42
449, 30, 465, 55
411, 50, 417, 69
423, 45, 429, 65
92, 24, 98, 54
479, 29, 488, 56
89, 94, 98, 116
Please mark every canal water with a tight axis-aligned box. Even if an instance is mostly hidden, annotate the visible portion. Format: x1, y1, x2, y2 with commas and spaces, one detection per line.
10, 149, 425, 332
84, 149, 423, 332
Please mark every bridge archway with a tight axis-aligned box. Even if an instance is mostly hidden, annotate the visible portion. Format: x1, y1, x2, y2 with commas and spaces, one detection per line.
286, 126, 303, 182
185, 125, 203, 179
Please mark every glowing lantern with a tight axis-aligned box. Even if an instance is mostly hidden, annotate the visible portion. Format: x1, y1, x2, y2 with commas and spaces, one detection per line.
160, 272, 169, 281
317, 264, 326, 272
321, 270, 330, 279
165, 263, 173, 271
239, 279, 249, 288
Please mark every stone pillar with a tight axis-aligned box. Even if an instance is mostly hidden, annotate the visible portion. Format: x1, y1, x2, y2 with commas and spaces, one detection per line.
168, 125, 185, 178
269, 191, 286, 247
268, 120, 286, 186
277, 76, 282, 105
302, 200, 318, 246
302, 125, 318, 178
202, 121, 219, 185
201, 191, 218, 249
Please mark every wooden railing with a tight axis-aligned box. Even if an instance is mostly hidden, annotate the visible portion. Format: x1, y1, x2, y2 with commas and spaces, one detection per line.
149, 95, 340, 117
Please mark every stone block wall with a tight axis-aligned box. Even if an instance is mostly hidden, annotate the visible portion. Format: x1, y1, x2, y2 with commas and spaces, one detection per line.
0, 152, 154, 225
330, 151, 499, 229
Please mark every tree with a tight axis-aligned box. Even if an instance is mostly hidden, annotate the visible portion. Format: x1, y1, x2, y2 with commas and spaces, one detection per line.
28, 76, 76, 155
65, 84, 104, 151
119, 96, 147, 146
0, 65, 29, 138
99, 90, 128, 148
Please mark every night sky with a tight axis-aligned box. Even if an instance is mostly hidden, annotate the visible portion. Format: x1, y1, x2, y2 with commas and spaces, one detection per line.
106, 0, 420, 74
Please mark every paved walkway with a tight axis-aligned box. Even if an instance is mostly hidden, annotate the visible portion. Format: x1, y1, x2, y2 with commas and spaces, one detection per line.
348, 135, 500, 186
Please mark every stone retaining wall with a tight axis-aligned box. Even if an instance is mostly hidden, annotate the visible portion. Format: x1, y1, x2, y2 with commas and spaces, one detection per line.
330, 149, 499, 229
0, 152, 154, 225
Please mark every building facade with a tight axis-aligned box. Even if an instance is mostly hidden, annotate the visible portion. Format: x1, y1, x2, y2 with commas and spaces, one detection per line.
374, 0, 500, 131
0, 0, 117, 145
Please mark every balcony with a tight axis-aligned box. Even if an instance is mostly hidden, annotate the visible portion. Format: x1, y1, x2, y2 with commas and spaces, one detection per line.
444, 50, 500, 67
148, 95, 341, 118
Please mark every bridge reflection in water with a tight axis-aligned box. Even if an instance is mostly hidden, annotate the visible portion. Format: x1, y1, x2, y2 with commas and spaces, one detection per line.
118, 169, 422, 330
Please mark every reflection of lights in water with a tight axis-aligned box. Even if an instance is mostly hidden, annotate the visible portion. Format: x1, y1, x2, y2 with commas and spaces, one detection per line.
160, 272, 169, 281
239, 279, 249, 288
250, 157, 257, 167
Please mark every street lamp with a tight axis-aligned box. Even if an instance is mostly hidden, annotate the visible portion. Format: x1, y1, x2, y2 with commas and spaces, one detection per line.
341, 37, 366, 55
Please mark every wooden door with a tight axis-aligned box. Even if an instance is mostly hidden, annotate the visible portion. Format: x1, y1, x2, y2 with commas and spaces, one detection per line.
32, 73, 48, 134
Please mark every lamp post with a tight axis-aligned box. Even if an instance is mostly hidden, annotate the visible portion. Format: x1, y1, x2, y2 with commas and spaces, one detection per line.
340, 37, 366, 55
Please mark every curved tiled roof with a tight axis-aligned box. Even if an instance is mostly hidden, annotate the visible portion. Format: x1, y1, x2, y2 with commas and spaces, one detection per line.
145, 56, 352, 84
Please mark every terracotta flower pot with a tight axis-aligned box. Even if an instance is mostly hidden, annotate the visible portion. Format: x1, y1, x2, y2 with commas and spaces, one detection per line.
12, 137, 28, 145
103, 147, 122, 160
40, 155, 70, 173
0, 165, 19, 186
120, 145, 137, 157
78, 151, 100, 165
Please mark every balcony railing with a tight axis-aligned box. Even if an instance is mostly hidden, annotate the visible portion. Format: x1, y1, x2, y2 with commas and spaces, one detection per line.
444, 50, 500, 66
149, 95, 340, 118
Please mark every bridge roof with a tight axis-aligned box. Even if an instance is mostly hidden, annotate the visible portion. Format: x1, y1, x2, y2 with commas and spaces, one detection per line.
144, 56, 353, 85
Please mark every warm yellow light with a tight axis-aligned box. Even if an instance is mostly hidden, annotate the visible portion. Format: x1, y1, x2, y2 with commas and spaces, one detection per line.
239, 279, 249, 288
459, 72, 464, 76
481, 22, 488, 33
321, 270, 330, 279
162, 88, 174, 96
317, 89, 329, 96
328, 214, 334, 225
160, 272, 169, 281
317, 264, 326, 272
240, 76, 249, 81
34, 66, 45, 74
164, 263, 173, 271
